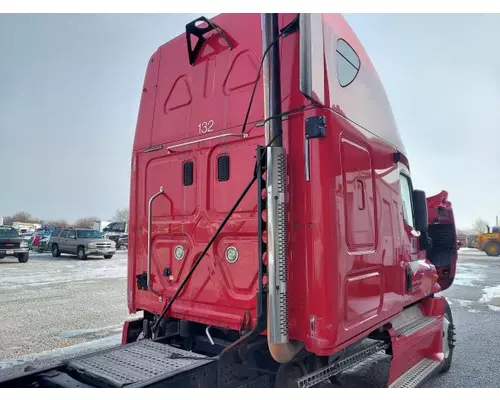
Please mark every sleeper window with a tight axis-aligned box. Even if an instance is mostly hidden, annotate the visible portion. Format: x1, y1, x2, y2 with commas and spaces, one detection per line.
336, 38, 360, 87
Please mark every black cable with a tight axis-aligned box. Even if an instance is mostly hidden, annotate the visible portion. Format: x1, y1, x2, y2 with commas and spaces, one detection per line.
241, 14, 299, 134
152, 43, 280, 335
151, 103, 311, 335
151, 16, 303, 335
241, 36, 282, 134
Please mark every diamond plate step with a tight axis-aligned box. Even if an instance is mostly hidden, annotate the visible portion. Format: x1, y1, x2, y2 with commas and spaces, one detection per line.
68, 340, 213, 387
296, 340, 389, 388
396, 316, 436, 336
389, 358, 441, 388
390, 305, 437, 336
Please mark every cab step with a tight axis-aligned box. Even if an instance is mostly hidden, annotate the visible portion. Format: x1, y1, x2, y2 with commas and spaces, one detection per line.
390, 304, 436, 336
388, 358, 441, 388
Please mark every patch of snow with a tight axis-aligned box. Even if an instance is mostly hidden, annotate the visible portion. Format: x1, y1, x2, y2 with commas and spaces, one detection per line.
458, 262, 489, 269
468, 309, 480, 313
458, 248, 481, 254
479, 285, 500, 304
0, 334, 121, 373
488, 305, 500, 312
0, 254, 127, 290
452, 267, 486, 287
454, 299, 474, 307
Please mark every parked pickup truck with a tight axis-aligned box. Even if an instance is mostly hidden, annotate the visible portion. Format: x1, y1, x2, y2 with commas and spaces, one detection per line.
0, 225, 29, 263
49, 228, 116, 260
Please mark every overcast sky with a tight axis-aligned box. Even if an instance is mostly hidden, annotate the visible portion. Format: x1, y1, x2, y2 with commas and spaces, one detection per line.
1, 13, 499, 228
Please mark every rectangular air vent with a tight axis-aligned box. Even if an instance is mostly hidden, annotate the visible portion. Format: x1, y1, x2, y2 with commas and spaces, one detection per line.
183, 161, 194, 186
217, 155, 230, 182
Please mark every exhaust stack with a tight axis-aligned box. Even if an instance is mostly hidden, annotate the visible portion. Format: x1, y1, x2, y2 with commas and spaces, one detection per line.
261, 13, 303, 363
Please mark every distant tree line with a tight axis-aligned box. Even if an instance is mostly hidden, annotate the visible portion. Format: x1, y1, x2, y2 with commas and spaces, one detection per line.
2, 208, 129, 229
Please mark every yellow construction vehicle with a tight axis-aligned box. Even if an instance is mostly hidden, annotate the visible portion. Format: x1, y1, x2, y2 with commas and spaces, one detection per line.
477, 225, 500, 256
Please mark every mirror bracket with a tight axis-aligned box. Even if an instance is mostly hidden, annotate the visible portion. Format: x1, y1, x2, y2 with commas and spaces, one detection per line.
305, 116, 326, 139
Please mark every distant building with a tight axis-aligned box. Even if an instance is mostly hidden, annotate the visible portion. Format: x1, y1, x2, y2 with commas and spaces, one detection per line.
12, 221, 41, 234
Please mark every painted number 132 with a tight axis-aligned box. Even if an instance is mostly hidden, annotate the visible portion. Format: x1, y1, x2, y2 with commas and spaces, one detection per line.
198, 120, 214, 134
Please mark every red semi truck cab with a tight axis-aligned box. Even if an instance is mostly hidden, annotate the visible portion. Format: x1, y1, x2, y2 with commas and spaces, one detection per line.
123, 13, 457, 387
0, 14, 458, 389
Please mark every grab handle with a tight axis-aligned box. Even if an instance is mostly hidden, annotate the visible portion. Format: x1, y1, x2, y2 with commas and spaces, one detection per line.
147, 186, 165, 301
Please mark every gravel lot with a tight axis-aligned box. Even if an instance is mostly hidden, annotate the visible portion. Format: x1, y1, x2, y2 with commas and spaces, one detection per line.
0, 250, 135, 362
423, 248, 500, 388
0, 247, 498, 387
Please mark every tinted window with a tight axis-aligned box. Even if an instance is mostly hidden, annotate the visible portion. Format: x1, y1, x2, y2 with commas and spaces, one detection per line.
107, 222, 125, 231
336, 39, 360, 87
400, 175, 414, 228
67, 230, 76, 239
0, 227, 19, 238
77, 230, 103, 239
60, 230, 69, 238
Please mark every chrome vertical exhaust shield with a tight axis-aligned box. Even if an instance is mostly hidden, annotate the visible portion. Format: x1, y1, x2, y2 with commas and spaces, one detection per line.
262, 14, 303, 360
266, 146, 289, 344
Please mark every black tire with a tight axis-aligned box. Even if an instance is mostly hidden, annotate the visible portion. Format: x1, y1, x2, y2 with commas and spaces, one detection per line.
440, 299, 455, 373
104, 254, 113, 259
18, 252, 29, 263
77, 246, 87, 260
51, 244, 61, 258
275, 361, 308, 388
484, 241, 500, 257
